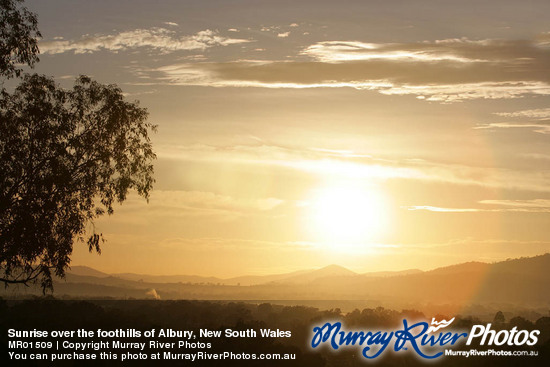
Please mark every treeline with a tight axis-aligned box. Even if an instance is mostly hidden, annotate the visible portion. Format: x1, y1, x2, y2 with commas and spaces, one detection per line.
1, 299, 549, 366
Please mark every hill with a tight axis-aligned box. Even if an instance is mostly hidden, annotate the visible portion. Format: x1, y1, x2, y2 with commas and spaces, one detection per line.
3, 254, 550, 315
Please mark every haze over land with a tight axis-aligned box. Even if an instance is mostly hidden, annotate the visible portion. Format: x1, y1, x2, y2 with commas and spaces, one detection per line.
4, 254, 550, 320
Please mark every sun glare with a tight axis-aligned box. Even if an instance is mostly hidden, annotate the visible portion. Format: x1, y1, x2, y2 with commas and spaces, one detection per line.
306, 184, 390, 247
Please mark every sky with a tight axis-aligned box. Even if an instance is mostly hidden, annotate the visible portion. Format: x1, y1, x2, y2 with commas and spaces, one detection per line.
23, 0, 550, 277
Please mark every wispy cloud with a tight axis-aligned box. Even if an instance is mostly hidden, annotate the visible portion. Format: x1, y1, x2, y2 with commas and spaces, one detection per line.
479, 199, 550, 208
474, 122, 550, 134
155, 143, 550, 192
381, 82, 550, 102
405, 199, 550, 213
149, 190, 284, 215
40, 28, 250, 55
260, 26, 280, 32
113, 190, 285, 221
404, 206, 480, 212
476, 107, 550, 134
536, 32, 550, 46
155, 142, 426, 181
495, 108, 550, 120
155, 237, 313, 251
137, 34, 550, 102
301, 40, 488, 63
147, 62, 550, 101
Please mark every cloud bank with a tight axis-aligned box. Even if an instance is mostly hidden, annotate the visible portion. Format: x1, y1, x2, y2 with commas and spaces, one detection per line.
140, 35, 550, 102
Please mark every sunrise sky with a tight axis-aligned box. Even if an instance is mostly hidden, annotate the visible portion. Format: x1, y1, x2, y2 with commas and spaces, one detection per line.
24, 0, 550, 276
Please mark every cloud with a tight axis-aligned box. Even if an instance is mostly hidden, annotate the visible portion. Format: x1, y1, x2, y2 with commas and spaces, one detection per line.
156, 237, 314, 251
155, 143, 550, 193
155, 142, 428, 181
382, 82, 550, 102
277, 32, 290, 38
108, 190, 286, 222
521, 153, 550, 161
301, 37, 550, 69
495, 108, 550, 120
156, 142, 380, 163
301, 40, 485, 63
260, 26, 280, 32
404, 206, 480, 212
536, 32, 550, 47
145, 61, 395, 89
40, 28, 250, 55
474, 122, 550, 134
147, 61, 550, 101
146, 40, 550, 102
405, 199, 550, 213
479, 199, 550, 208
147, 190, 284, 215
476, 108, 550, 134
140, 34, 550, 101
256, 198, 284, 211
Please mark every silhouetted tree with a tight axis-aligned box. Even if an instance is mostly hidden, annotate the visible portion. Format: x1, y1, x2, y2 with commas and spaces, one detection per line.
493, 310, 505, 325
0, 0, 40, 78
509, 316, 534, 331
0, 1, 156, 290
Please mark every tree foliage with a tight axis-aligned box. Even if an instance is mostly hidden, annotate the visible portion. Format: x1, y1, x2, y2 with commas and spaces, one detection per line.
0, 75, 156, 290
493, 311, 506, 325
0, 1, 156, 290
0, 0, 40, 78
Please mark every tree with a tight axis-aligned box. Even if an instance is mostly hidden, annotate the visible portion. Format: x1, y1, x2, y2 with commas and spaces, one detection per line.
0, 0, 40, 78
493, 311, 505, 326
0, 1, 156, 290
509, 316, 534, 331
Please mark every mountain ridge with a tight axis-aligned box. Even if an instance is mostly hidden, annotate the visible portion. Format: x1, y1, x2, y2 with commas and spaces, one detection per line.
68, 263, 411, 286
67, 254, 550, 286
13, 253, 547, 311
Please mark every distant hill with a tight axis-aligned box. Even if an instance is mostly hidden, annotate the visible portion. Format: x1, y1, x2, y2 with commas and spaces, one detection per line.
7, 254, 550, 313
223, 269, 312, 286
271, 264, 356, 284
427, 261, 489, 275
362, 269, 423, 277
77, 264, 356, 286
67, 265, 109, 278
111, 273, 223, 284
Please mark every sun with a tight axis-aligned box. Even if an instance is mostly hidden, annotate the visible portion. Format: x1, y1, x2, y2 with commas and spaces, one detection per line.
306, 184, 390, 245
